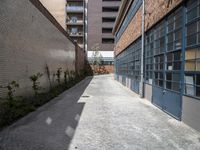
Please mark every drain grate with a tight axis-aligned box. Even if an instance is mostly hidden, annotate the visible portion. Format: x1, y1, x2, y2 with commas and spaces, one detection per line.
81, 95, 90, 98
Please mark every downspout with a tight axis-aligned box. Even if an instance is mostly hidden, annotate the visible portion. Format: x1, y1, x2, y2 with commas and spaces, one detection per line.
140, 0, 145, 98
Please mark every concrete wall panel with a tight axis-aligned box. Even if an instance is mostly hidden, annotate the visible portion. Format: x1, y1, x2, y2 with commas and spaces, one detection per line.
0, 0, 76, 98
144, 84, 152, 102
182, 96, 200, 132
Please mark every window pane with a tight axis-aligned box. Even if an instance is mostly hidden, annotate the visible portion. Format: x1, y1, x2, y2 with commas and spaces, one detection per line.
174, 51, 181, 60
166, 73, 172, 80
187, 7, 198, 22
185, 74, 195, 84
187, 35, 197, 46
166, 81, 172, 89
185, 60, 196, 71
167, 43, 174, 51
187, 22, 197, 36
187, 0, 198, 11
167, 53, 173, 62
196, 74, 200, 85
172, 82, 180, 91
174, 61, 181, 70
185, 84, 195, 96
185, 49, 196, 60
172, 73, 181, 82
196, 86, 200, 97
197, 49, 200, 58
196, 59, 200, 71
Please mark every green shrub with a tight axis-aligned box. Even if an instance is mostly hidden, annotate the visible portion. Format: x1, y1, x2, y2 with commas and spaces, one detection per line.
30, 73, 43, 97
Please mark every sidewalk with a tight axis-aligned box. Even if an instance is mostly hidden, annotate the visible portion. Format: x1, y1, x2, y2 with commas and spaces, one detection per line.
0, 75, 200, 150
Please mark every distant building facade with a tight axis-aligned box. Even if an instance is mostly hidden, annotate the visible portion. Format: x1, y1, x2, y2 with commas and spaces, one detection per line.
66, 0, 86, 49
86, 0, 121, 72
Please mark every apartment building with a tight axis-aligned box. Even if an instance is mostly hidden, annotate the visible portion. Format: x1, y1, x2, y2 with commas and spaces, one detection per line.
113, 0, 200, 132
66, 0, 86, 49
87, 0, 121, 70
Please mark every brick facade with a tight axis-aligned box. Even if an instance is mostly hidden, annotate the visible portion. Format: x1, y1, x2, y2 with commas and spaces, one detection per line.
115, 0, 183, 56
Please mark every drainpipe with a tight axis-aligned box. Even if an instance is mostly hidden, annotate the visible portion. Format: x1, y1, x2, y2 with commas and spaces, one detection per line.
139, 0, 145, 98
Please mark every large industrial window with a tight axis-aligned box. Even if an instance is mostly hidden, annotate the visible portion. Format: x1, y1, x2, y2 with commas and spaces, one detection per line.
115, 38, 141, 80
185, 0, 200, 97
153, 21, 165, 88
145, 30, 154, 84
166, 8, 183, 92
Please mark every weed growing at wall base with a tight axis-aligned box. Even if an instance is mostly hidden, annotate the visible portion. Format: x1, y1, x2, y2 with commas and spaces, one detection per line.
0, 69, 88, 129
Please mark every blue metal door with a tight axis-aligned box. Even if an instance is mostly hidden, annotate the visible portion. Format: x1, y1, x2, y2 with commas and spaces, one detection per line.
131, 79, 140, 94
163, 90, 182, 120
152, 86, 163, 109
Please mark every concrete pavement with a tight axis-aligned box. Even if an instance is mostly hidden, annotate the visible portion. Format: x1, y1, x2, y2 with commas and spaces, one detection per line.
0, 75, 200, 150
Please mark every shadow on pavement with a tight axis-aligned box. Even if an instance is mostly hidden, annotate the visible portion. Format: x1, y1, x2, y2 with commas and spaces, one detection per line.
0, 77, 93, 150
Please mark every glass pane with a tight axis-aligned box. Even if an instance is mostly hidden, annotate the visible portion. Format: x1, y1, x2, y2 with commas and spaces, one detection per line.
175, 40, 182, 50
196, 49, 200, 58
167, 53, 173, 62
185, 60, 196, 71
187, 22, 197, 36
187, 0, 198, 11
185, 84, 195, 96
167, 33, 173, 43
172, 73, 181, 82
196, 86, 200, 97
185, 74, 195, 84
185, 49, 196, 60
166, 81, 172, 90
187, 7, 198, 23
173, 61, 181, 70
174, 51, 181, 60
175, 17, 182, 29
172, 82, 180, 91
175, 30, 182, 45
167, 43, 174, 51
196, 74, 200, 85
159, 80, 163, 87
196, 59, 200, 71
167, 62, 173, 70
166, 73, 172, 81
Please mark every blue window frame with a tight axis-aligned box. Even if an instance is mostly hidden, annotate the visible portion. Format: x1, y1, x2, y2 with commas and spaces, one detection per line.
153, 21, 165, 88
115, 38, 141, 80
184, 0, 200, 98
165, 7, 183, 92
145, 29, 154, 84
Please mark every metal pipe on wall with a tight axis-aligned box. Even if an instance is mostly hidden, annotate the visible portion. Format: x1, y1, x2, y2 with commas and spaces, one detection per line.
140, 0, 145, 98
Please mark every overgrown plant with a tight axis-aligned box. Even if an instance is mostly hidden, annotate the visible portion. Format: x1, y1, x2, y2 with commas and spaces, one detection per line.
0, 81, 20, 101
30, 73, 43, 97
56, 68, 62, 85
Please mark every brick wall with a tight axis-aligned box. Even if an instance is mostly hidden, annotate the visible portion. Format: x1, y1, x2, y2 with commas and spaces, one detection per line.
0, 0, 78, 98
115, 0, 183, 56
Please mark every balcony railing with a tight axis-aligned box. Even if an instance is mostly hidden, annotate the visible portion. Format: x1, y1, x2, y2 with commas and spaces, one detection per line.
67, 20, 84, 25
66, 6, 84, 12
68, 32, 84, 37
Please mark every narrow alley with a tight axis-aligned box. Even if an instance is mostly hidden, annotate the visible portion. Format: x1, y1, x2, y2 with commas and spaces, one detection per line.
0, 75, 200, 150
